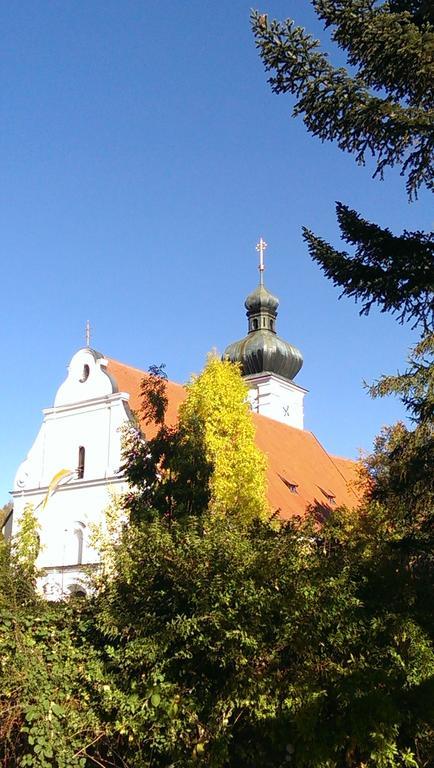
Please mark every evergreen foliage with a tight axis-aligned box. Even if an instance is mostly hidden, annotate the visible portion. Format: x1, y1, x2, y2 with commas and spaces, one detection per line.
89, 510, 434, 767
252, 2, 433, 344
5, 507, 433, 766
2, 354, 434, 765
303, 204, 434, 333
252, 1, 434, 197
1, 7, 433, 761
252, 1, 434, 585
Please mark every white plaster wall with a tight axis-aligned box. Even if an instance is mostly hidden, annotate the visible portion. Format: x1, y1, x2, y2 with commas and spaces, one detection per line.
14, 396, 130, 494
246, 372, 307, 429
11, 348, 134, 598
14, 480, 126, 568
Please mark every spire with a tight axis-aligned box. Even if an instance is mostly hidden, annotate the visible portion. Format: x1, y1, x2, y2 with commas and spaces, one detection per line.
256, 237, 267, 286
223, 240, 303, 381
85, 320, 91, 348
245, 239, 279, 334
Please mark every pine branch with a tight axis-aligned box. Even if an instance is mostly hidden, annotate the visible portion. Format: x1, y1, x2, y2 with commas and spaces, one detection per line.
251, 8, 434, 196
303, 205, 434, 330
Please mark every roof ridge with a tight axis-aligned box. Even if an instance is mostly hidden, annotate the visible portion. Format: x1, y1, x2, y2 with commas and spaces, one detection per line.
330, 453, 357, 463
108, 358, 147, 375
108, 358, 186, 390
310, 431, 360, 501
252, 410, 315, 437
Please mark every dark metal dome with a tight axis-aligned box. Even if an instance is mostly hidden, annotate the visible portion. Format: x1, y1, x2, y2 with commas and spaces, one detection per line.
224, 274, 303, 381
225, 331, 303, 380
245, 284, 279, 314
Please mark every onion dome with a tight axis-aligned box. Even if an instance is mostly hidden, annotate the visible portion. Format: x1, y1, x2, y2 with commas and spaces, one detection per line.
225, 331, 303, 381
245, 284, 279, 314
223, 239, 303, 381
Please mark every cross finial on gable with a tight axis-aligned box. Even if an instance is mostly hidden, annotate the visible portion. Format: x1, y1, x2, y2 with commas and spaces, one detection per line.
256, 237, 267, 285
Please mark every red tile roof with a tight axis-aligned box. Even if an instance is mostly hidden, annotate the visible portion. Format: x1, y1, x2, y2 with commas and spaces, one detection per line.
108, 358, 185, 438
108, 358, 361, 519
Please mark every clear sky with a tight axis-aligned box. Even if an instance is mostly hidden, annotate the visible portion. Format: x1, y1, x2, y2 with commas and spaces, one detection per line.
1, 1, 431, 504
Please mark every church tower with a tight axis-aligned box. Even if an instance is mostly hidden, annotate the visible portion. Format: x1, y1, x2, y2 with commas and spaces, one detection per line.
224, 239, 307, 429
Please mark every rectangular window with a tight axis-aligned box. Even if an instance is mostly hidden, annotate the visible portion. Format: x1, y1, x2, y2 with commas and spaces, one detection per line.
77, 446, 85, 479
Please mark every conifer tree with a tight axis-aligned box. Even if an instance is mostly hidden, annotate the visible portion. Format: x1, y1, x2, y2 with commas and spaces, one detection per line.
252, 1, 433, 197
252, 2, 433, 544
252, 2, 433, 343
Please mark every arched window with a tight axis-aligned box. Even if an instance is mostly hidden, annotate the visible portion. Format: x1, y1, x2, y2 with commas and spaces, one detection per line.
77, 446, 85, 479
79, 364, 90, 383
63, 521, 86, 565
74, 524, 84, 564
252, 318, 258, 331
68, 584, 87, 598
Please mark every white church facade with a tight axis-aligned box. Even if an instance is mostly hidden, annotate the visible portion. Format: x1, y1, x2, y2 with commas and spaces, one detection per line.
12, 347, 134, 598
10, 246, 359, 599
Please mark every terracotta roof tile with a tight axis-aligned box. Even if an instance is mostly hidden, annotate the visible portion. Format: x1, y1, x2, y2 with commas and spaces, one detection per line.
108, 358, 361, 519
108, 359, 185, 438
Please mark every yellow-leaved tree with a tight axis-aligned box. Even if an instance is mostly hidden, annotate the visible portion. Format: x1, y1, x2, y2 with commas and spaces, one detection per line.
179, 356, 268, 523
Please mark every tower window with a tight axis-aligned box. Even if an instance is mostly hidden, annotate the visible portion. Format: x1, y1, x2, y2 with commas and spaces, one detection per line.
252, 319, 258, 330
74, 522, 85, 564
77, 446, 85, 479
270, 319, 274, 331
79, 364, 90, 383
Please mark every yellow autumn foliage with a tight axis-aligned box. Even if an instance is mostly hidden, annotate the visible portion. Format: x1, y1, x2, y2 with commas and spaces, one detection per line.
179, 356, 269, 523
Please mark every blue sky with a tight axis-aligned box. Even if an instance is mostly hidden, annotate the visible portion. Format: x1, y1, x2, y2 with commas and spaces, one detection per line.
1, 1, 431, 504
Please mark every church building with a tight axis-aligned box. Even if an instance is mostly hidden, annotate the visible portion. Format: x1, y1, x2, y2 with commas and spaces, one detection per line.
10, 241, 359, 598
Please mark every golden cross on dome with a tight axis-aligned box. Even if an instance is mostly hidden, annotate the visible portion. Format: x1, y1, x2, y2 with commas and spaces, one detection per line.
85, 320, 91, 348
256, 237, 267, 284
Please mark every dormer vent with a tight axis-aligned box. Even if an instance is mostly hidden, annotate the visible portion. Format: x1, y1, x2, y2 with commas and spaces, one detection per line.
279, 475, 299, 494
319, 487, 336, 505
